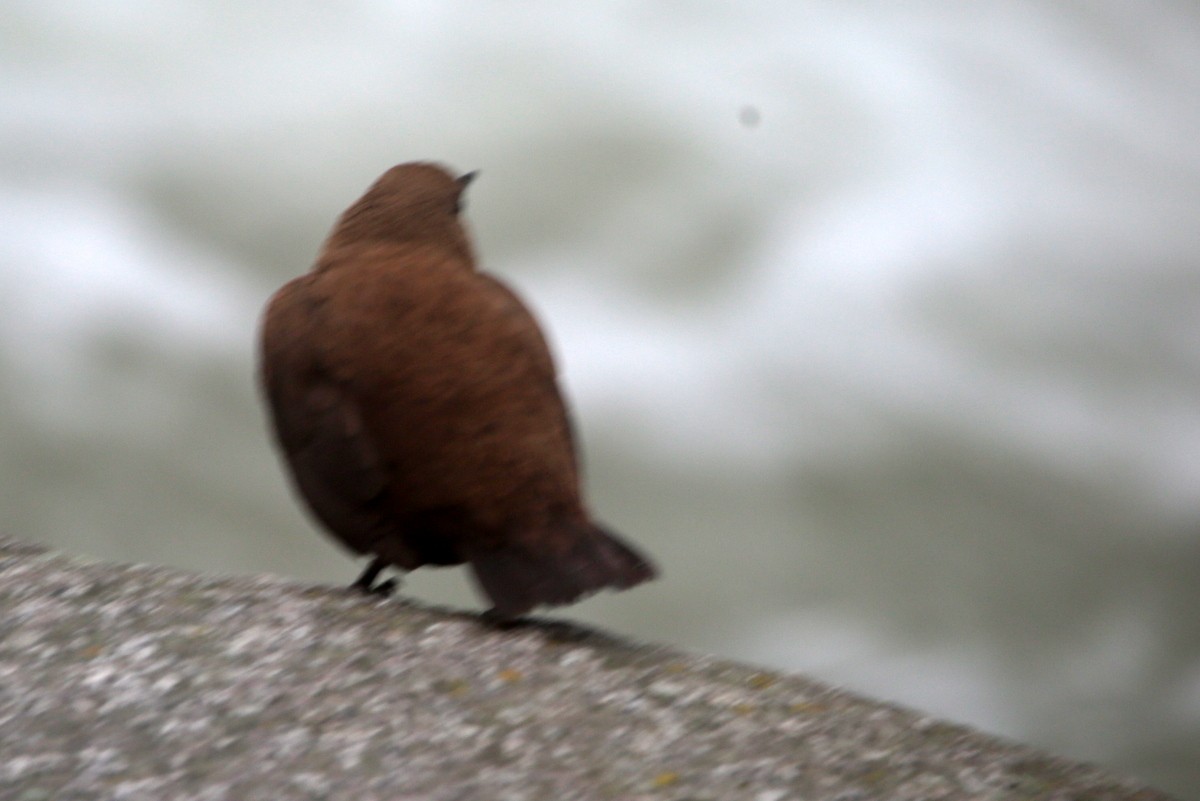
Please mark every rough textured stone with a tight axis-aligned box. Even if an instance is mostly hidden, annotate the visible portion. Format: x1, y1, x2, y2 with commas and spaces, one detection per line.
0, 536, 1176, 800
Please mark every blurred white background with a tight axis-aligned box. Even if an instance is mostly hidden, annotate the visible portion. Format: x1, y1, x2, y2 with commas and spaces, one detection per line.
2, 2, 1199, 795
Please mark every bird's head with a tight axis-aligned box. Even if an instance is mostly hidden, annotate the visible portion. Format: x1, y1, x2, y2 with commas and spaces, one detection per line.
326, 162, 479, 260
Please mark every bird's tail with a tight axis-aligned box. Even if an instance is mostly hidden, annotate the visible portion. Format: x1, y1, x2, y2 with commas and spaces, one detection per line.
467, 523, 657, 619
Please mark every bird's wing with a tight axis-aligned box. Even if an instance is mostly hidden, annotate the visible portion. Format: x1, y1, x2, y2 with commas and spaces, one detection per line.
474, 272, 582, 472
260, 279, 394, 558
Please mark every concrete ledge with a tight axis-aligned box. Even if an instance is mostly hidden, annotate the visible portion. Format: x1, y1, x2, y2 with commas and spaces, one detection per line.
0, 536, 1175, 800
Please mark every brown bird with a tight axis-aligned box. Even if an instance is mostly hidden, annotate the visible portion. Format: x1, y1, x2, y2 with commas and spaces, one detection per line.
259, 162, 657, 619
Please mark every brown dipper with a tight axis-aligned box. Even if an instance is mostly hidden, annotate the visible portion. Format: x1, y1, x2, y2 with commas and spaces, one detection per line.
259, 162, 656, 618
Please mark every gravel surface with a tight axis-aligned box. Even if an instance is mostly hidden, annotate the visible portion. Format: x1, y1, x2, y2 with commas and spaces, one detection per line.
0, 536, 1176, 801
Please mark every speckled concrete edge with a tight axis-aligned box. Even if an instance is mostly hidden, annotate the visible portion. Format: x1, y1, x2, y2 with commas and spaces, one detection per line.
0, 535, 50, 557
0, 534, 1179, 800
0, 533, 657, 656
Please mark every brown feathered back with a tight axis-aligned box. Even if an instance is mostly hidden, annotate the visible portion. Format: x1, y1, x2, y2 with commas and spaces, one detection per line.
260, 162, 656, 618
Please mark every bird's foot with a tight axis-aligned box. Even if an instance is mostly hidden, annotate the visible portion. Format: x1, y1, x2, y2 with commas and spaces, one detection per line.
369, 578, 398, 597
480, 608, 524, 629
351, 557, 399, 597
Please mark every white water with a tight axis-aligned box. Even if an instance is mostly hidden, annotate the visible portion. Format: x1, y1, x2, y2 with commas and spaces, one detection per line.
3, 2, 1199, 794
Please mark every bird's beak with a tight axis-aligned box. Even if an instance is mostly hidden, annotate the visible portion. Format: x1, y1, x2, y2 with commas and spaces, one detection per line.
457, 171, 479, 189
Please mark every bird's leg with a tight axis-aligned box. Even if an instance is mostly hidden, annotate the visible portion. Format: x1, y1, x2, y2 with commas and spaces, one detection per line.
351, 557, 398, 597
